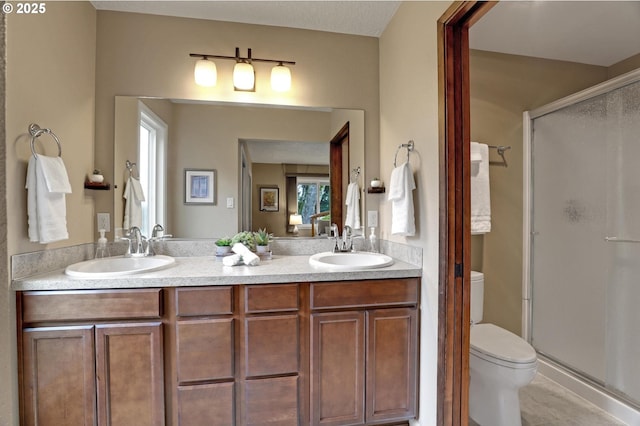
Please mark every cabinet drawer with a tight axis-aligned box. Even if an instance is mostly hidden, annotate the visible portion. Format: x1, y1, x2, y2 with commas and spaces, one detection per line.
244, 376, 299, 426
177, 318, 234, 383
310, 278, 419, 310
176, 287, 233, 317
244, 315, 299, 378
22, 289, 162, 323
244, 284, 298, 313
178, 382, 234, 426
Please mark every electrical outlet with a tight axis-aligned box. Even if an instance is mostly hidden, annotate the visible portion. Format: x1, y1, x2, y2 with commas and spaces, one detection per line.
367, 210, 378, 228
97, 213, 110, 232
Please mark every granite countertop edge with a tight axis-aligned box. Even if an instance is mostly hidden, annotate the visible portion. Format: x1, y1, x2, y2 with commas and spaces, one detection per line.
12, 255, 422, 291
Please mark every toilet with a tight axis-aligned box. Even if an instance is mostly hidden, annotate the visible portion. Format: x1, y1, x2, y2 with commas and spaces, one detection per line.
469, 271, 538, 426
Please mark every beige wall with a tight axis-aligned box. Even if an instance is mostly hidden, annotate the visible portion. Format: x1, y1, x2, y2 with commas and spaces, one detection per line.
380, 2, 451, 423
6, 2, 96, 256
95, 10, 381, 237
3, 2, 97, 424
469, 50, 610, 335
609, 52, 640, 79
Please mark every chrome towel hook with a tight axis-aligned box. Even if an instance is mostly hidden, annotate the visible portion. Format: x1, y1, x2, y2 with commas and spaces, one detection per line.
29, 123, 62, 158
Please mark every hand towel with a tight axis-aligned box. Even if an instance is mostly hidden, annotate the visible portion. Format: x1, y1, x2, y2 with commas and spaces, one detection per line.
471, 142, 491, 234
25, 154, 72, 244
123, 176, 145, 229
345, 182, 361, 230
232, 243, 260, 266
388, 162, 416, 236
222, 253, 243, 266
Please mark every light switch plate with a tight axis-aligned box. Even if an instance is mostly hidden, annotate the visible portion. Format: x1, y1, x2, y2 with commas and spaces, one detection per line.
97, 213, 111, 232
367, 210, 378, 228
226, 197, 234, 208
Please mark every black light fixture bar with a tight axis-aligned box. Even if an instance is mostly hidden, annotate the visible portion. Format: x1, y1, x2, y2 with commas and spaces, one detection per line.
189, 47, 295, 65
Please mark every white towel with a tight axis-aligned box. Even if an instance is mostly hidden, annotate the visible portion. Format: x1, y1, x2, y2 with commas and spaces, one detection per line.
345, 182, 361, 230
388, 162, 416, 236
222, 253, 243, 266
232, 243, 260, 266
123, 177, 145, 229
471, 142, 491, 234
25, 154, 72, 244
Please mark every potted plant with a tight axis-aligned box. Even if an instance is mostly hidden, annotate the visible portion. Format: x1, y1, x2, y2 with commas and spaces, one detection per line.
90, 168, 104, 183
215, 237, 232, 256
231, 231, 256, 252
253, 228, 273, 254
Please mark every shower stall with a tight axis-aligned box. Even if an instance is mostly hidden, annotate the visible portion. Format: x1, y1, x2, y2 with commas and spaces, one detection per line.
524, 68, 640, 424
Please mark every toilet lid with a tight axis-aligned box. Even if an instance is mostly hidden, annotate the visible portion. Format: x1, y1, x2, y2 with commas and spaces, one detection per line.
470, 324, 537, 366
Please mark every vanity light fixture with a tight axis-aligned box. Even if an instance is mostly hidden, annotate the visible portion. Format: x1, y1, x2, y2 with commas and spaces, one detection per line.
189, 47, 295, 92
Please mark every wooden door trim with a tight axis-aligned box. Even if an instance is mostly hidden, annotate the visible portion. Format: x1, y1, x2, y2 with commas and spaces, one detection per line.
437, 2, 496, 425
330, 121, 350, 233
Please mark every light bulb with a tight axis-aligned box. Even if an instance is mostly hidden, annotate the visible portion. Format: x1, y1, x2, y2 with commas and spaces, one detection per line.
194, 59, 217, 87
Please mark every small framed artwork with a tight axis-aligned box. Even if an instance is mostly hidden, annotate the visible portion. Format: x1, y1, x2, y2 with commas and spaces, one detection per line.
259, 187, 279, 211
184, 169, 216, 205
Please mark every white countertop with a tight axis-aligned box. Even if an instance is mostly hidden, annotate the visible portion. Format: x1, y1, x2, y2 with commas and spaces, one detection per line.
12, 254, 422, 291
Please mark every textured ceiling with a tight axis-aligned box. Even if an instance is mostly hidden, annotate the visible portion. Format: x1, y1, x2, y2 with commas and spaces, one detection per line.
91, 1, 401, 37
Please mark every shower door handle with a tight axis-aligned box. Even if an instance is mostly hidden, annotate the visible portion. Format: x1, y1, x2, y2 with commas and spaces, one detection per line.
604, 237, 640, 243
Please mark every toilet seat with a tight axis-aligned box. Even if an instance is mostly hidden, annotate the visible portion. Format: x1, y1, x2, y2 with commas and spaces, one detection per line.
470, 323, 537, 369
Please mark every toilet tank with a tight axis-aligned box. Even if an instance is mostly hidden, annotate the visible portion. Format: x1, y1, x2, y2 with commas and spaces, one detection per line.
470, 271, 484, 324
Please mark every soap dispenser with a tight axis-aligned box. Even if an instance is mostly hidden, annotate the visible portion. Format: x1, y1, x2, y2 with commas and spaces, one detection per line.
368, 227, 378, 253
95, 229, 110, 258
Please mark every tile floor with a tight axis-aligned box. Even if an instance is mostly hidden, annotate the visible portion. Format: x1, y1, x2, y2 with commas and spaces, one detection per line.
470, 374, 627, 426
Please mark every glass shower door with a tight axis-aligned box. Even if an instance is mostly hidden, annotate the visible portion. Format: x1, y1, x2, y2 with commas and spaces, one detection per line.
530, 78, 640, 406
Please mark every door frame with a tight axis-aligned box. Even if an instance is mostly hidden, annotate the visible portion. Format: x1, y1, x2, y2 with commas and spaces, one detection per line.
437, 2, 496, 425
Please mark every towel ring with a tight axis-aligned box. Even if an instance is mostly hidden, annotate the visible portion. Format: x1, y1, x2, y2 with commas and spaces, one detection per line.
29, 123, 62, 158
394, 140, 414, 167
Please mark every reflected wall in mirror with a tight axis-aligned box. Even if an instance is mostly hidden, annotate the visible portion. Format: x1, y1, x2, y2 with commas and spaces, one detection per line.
114, 96, 364, 238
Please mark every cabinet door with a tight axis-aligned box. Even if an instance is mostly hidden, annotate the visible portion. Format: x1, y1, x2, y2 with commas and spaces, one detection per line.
95, 323, 164, 426
366, 308, 418, 423
22, 326, 96, 426
311, 311, 365, 426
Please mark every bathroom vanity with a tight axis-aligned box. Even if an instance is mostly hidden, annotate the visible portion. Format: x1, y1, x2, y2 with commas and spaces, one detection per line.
13, 254, 421, 426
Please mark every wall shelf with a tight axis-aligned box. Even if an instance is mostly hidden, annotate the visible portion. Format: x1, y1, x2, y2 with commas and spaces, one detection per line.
367, 187, 385, 194
84, 181, 111, 190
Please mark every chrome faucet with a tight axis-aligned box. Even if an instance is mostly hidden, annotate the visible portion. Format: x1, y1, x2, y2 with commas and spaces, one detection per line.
330, 223, 354, 252
124, 226, 146, 257
147, 224, 172, 256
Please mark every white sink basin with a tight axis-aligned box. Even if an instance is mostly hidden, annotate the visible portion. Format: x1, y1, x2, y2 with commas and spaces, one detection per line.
65, 255, 175, 278
309, 251, 394, 271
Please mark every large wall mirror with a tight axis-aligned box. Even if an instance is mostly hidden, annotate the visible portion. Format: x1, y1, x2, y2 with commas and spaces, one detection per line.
114, 96, 364, 239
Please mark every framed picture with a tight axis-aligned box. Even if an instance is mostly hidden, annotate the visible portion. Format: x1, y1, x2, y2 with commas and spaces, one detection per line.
184, 169, 216, 204
259, 187, 279, 211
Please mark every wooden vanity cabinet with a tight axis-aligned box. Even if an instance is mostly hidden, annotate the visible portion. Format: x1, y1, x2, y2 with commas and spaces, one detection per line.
18, 289, 165, 426
310, 279, 419, 426
169, 283, 302, 425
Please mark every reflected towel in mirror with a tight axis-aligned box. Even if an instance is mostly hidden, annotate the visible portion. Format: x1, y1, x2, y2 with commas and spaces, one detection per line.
123, 176, 145, 229
345, 182, 361, 229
